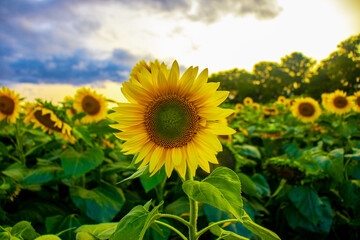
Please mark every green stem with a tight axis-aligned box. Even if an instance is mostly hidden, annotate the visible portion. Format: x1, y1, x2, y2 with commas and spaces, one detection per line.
185, 170, 198, 240
158, 214, 191, 227
154, 220, 188, 240
15, 123, 26, 165
196, 219, 241, 239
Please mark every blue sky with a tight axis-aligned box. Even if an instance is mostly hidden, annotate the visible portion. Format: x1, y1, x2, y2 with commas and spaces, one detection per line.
0, 0, 359, 87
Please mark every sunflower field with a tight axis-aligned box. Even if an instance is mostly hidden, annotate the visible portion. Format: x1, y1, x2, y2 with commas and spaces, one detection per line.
1, 42, 360, 239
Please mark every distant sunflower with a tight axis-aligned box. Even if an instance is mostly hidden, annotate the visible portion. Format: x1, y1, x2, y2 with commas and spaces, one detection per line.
327, 90, 353, 115
351, 91, 360, 112
63, 96, 77, 118
109, 60, 236, 178
235, 103, 243, 113
73, 88, 108, 124
252, 102, 260, 111
321, 93, 330, 110
277, 96, 286, 104
24, 104, 75, 143
243, 97, 253, 106
0, 86, 22, 123
291, 97, 321, 122
262, 106, 278, 116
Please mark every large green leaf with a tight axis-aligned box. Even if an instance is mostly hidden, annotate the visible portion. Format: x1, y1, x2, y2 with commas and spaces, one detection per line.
238, 173, 259, 198
73, 125, 93, 147
75, 223, 118, 240
251, 174, 270, 197
60, 147, 104, 178
2, 163, 27, 182
140, 168, 166, 193
70, 182, 125, 222
117, 166, 147, 184
210, 225, 250, 240
328, 148, 344, 182
10, 221, 40, 240
182, 167, 243, 220
22, 166, 62, 185
284, 197, 333, 233
110, 201, 162, 240
288, 186, 322, 225
35, 235, 62, 240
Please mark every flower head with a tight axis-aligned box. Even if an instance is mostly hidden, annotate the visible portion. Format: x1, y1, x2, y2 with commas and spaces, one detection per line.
291, 97, 321, 122
73, 88, 108, 123
243, 97, 253, 106
109, 60, 235, 178
0, 86, 22, 123
327, 90, 353, 115
351, 91, 360, 112
24, 102, 75, 143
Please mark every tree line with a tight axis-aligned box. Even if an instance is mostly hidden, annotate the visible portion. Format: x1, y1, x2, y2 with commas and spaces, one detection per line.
208, 34, 360, 103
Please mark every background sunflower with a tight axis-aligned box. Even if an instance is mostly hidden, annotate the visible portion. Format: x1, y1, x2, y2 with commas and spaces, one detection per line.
73, 88, 108, 124
0, 86, 22, 123
24, 103, 75, 143
351, 91, 360, 112
243, 97, 253, 106
326, 90, 353, 115
291, 97, 321, 122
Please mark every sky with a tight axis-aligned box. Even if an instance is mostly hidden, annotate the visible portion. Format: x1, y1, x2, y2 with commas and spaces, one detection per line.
0, 0, 359, 103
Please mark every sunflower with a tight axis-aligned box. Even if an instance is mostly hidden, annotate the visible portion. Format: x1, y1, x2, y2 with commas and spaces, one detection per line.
73, 88, 108, 124
351, 91, 360, 112
291, 97, 321, 122
321, 93, 330, 110
262, 106, 278, 116
243, 97, 253, 106
109, 60, 236, 178
0, 86, 22, 123
235, 103, 243, 113
63, 96, 77, 118
252, 102, 260, 111
326, 90, 353, 115
24, 103, 75, 143
277, 96, 286, 104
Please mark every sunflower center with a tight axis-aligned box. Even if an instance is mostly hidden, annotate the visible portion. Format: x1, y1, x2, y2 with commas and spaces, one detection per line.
82, 95, 100, 115
145, 95, 200, 148
0, 96, 15, 115
34, 110, 62, 132
356, 97, 360, 107
298, 102, 315, 117
333, 96, 348, 109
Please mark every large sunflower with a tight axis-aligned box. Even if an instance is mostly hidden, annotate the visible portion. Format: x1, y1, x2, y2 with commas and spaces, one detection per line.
73, 88, 108, 124
351, 91, 360, 112
291, 97, 321, 123
24, 103, 75, 143
243, 97, 253, 106
0, 86, 22, 123
326, 90, 353, 115
109, 60, 236, 178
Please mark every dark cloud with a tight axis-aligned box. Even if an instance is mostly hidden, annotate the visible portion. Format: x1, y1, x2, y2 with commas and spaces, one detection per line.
130, 0, 282, 22
1, 48, 135, 84
0, 0, 282, 84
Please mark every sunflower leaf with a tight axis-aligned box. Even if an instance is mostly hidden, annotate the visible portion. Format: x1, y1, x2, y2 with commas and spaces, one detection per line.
182, 167, 243, 220
110, 201, 162, 240
60, 147, 104, 178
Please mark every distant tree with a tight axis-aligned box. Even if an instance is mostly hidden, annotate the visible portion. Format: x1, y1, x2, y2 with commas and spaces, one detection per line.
280, 52, 316, 96
307, 34, 360, 98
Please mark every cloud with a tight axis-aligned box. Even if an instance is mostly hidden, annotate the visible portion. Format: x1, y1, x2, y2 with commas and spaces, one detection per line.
1, 48, 136, 84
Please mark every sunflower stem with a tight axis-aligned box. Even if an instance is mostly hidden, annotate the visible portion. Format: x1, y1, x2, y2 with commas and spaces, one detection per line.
15, 122, 26, 165
154, 220, 188, 240
185, 169, 198, 240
